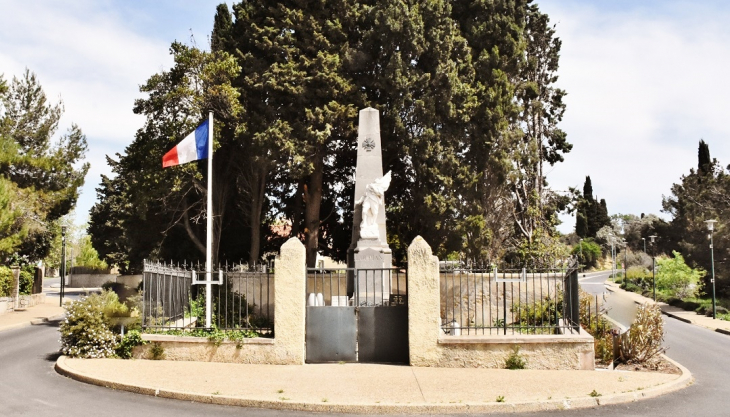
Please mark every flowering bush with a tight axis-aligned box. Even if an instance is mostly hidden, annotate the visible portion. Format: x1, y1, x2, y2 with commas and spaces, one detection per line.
59, 291, 121, 358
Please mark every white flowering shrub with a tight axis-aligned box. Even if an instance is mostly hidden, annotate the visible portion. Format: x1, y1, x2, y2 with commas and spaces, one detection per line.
59, 291, 121, 358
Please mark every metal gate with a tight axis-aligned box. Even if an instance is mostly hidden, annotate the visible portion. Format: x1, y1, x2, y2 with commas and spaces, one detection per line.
305, 268, 408, 363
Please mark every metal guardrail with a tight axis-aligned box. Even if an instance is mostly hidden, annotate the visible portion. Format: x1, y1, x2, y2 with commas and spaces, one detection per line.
305, 268, 407, 307
141, 260, 273, 334
440, 265, 580, 335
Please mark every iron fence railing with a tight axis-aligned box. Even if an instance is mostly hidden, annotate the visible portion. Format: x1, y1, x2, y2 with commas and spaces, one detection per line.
305, 268, 407, 307
440, 263, 580, 335
141, 260, 273, 334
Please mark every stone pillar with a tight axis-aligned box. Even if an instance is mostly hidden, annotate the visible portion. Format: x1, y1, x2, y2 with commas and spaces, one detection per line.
274, 238, 306, 365
10, 266, 20, 310
33, 267, 44, 295
407, 236, 441, 366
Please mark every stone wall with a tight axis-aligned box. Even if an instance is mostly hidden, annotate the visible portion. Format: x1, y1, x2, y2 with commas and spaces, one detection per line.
68, 274, 116, 288
407, 236, 594, 370
133, 238, 307, 365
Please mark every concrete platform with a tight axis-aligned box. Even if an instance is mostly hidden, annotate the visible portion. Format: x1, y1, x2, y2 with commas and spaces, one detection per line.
55, 355, 692, 414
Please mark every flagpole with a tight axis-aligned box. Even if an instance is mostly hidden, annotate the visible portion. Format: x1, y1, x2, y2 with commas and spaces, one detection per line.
205, 111, 213, 328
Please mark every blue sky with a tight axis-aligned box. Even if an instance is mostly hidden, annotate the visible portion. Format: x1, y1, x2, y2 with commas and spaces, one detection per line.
2, 0, 730, 235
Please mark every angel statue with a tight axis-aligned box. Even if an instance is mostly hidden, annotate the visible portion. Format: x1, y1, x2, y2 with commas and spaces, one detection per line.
355, 171, 391, 239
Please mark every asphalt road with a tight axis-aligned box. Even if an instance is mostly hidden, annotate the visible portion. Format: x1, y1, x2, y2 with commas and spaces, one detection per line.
2, 276, 729, 416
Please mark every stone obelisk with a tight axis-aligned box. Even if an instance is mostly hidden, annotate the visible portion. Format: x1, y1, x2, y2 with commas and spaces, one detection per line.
347, 108, 393, 305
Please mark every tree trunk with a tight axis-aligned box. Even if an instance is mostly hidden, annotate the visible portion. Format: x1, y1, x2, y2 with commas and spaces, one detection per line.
248, 164, 267, 265
304, 154, 324, 267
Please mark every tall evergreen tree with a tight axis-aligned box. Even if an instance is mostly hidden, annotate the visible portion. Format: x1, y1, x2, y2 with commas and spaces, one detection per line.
0, 70, 89, 262
698, 139, 711, 176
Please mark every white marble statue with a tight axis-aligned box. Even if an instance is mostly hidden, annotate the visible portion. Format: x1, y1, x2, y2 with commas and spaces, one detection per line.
355, 171, 391, 239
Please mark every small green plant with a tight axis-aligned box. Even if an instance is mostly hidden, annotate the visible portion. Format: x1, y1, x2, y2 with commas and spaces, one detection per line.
212, 391, 221, 395
279, 397, 290, 401
589, 390, 601, 397
277, 389, 284, 393
504, 345, 527, 369
115, 330, 147, 359
321, 398, 328, 403
150, 342, 165, 360
207, 328, 226, 346
496, 395, 505, 403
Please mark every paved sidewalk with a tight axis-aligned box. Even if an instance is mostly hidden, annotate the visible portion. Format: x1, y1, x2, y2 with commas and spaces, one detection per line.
605, 281, 730, 335
55, 356, 691, 414
0, 299, 66, 333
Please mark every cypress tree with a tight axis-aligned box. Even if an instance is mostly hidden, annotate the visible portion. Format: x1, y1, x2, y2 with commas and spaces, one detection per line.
698, 139, 711, 175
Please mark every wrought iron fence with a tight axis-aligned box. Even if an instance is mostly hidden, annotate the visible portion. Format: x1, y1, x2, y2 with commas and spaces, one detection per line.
142, 260, 194, 330
305, 267, 407, 307
440, 263, 580, 335
141, 260, 273, 334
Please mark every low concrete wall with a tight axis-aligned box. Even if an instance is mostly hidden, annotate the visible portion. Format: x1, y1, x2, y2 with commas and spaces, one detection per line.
0, 297, 12, 315
407, 236, 594, 371
17, 293, 46, 309
0, 293, 46, 314
69, 274, 116, 288
116, 275, 142, 289
436, 334, 595, 370
133, 334, 277, 364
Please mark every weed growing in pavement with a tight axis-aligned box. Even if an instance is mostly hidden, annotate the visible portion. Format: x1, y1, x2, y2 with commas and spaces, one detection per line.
150, 342, 165, 360
496, 396, 505, 403
589, 390, 601, 397
277, 389, 284, 393
504, 345, 527, 369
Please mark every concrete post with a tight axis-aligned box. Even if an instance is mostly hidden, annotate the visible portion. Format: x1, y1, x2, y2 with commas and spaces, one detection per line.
33, 267, 44, 294
10, 266, 20, 310
407, 236, 440, 366
274, 238, 307, 364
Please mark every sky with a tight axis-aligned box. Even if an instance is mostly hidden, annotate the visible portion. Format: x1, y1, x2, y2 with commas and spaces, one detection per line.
2, 0, 730, 235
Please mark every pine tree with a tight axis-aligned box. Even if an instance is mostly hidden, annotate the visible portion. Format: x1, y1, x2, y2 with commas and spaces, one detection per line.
0, 70, 89, 262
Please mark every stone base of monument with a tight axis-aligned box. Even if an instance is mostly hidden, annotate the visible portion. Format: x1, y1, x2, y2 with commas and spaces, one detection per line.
351, 246, 393, 306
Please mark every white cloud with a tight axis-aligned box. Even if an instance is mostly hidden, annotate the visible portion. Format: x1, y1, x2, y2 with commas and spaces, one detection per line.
0, 0, 179, 225
538, 1, 730, 233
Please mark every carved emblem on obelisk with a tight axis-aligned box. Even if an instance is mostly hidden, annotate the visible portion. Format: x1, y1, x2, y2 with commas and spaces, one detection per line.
362, 136, 376, 152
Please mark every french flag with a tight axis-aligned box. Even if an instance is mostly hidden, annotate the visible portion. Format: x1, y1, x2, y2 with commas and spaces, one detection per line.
162, 120, 209, 168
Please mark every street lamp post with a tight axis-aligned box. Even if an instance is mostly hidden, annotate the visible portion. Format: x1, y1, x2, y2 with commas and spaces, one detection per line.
579, 238, 583, 272
622, 224, 628, 279
642, 237, 646, 254
609, 235, 616, 282
649, 235, 657, 302
706, 220, 718, 319
60, 226, 66, 307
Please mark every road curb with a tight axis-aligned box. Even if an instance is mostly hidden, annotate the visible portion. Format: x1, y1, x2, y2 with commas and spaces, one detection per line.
605, 282, 730, 337
54, 356, 694, 414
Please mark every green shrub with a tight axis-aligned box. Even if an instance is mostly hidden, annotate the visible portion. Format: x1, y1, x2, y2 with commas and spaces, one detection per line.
626, 266, 651, 281
571, 239, 602, 270
19, 268, 33, 295
619, 303, 665, 364
0, 266, 12, 297
656, 251, 704, 299
678, 301, 700, 311
0, 266, 34, 296
116, 330, 147, 359
504, 346, 527, 369
511, 294, 561, 327
60, 292, 120, 358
